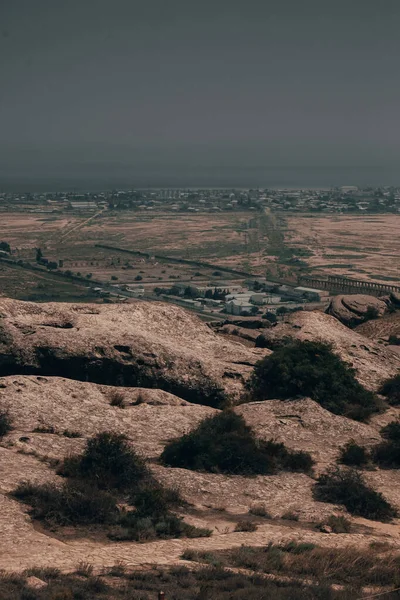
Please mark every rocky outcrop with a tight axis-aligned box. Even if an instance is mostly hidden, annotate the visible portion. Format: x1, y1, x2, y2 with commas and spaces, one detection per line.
327, 294, 388, 327
356, 311, 400, 344
0, 298, 265, 406
251, 310, 400, 391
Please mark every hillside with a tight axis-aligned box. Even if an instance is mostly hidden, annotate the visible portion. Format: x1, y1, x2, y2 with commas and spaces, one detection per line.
0, 298, 400, 592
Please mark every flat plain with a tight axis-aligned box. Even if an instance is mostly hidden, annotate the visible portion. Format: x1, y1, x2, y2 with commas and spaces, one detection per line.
1, 210, 400, 302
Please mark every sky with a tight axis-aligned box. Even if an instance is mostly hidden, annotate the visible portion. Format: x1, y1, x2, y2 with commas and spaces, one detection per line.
1, 0, 400, 188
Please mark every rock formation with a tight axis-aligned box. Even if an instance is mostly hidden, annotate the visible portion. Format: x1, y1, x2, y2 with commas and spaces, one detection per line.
0, 298, 266, 406
327, 294, 388, 327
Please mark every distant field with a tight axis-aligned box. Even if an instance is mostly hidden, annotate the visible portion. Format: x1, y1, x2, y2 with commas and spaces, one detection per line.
2, 210, 398, 299
284, 213, 400, 285
1, 211, 284, 283
0, 261, 100, 303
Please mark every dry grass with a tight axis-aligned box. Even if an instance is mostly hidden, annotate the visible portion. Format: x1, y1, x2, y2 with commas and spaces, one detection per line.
108, 390, 126, 409
182, 542, 400, 588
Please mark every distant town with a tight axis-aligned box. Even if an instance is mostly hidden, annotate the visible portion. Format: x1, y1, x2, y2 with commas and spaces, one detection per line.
1, 185, 400, 214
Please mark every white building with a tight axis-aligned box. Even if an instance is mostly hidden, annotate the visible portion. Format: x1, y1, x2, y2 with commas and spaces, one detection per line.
225, 300, 256, 316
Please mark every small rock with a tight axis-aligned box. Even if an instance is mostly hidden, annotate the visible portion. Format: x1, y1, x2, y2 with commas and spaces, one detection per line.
319, 524, 333, 534
26, 576, 48, 589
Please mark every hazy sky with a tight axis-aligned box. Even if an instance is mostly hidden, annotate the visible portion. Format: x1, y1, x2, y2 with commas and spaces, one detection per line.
1, 0, 400, 186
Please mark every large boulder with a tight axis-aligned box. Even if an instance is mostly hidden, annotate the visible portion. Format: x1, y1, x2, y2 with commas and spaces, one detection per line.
0, 298, 265, 406
327, 294, 388, 327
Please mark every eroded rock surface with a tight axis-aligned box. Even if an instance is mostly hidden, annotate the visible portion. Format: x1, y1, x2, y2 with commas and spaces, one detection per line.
327, 294, 388, 327
0, 298, 265, 405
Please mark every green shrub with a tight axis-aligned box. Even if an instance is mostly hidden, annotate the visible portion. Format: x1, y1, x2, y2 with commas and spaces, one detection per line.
234, 520, 258, 532
13, 431, 210, 542
12, 480, 118, 525
281, 541, 317, 554
160, 411, 313, 475
249, 340, 380, 421
114, 510, 212, 542
0, 409, 12, 438
379, 374, 400, 405
314, 467, 397, 522
372, 420, 400, 468
59, 432, 150, 491
248, 504, 272, 518
326, 515, 352, 533
339, 440, 369, 467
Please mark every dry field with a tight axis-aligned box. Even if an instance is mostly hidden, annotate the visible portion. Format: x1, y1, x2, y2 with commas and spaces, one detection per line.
2, 211, 400, 297
284, 213, 400, 285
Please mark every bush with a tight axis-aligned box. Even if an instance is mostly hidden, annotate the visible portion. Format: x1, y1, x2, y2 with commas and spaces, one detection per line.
0, 241, 10, 253
281, 511, 299, 521
13, 431, 210, 542
115, 510, 212, 542
249, 340, 380, 421
182, 544, 400, 589
248, 504, 271, 518
326, 515, 352, 533
379, 374, 400, 405
372, 420, 400, 468
108, 390, 126, 408
234, 520, 258, 532
339, 440, 369, 467
59, 432, 150, 491
0, 409, 12, 438
314, 467, 397, 522
13, 480, 118, 525
160, 411, 313, 476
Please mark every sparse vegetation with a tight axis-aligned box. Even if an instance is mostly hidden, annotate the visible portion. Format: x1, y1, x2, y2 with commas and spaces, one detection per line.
249, 503, 272, 518
161, 410, 313, 475
32, 425, 56, 434
372, 420, 400, 468
108, 389, 126, 408
234, 520, 258, 532
62, 429, 82, 438
314, 467, 397, 522
325, 515, 352, 533
13, 431, 209, 541
249, 340, 380, 421
338, 440, 369, 467
281, 511, 299, 521
0, 563, 368, 599
13, 480, 118, 525
181, 542, 400, 589
0, 409, 12, 438
379, 373, 400, 405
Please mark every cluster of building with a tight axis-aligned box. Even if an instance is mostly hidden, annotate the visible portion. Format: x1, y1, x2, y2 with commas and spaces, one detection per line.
1, 186, 400, 214
142, 281, 330, 316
